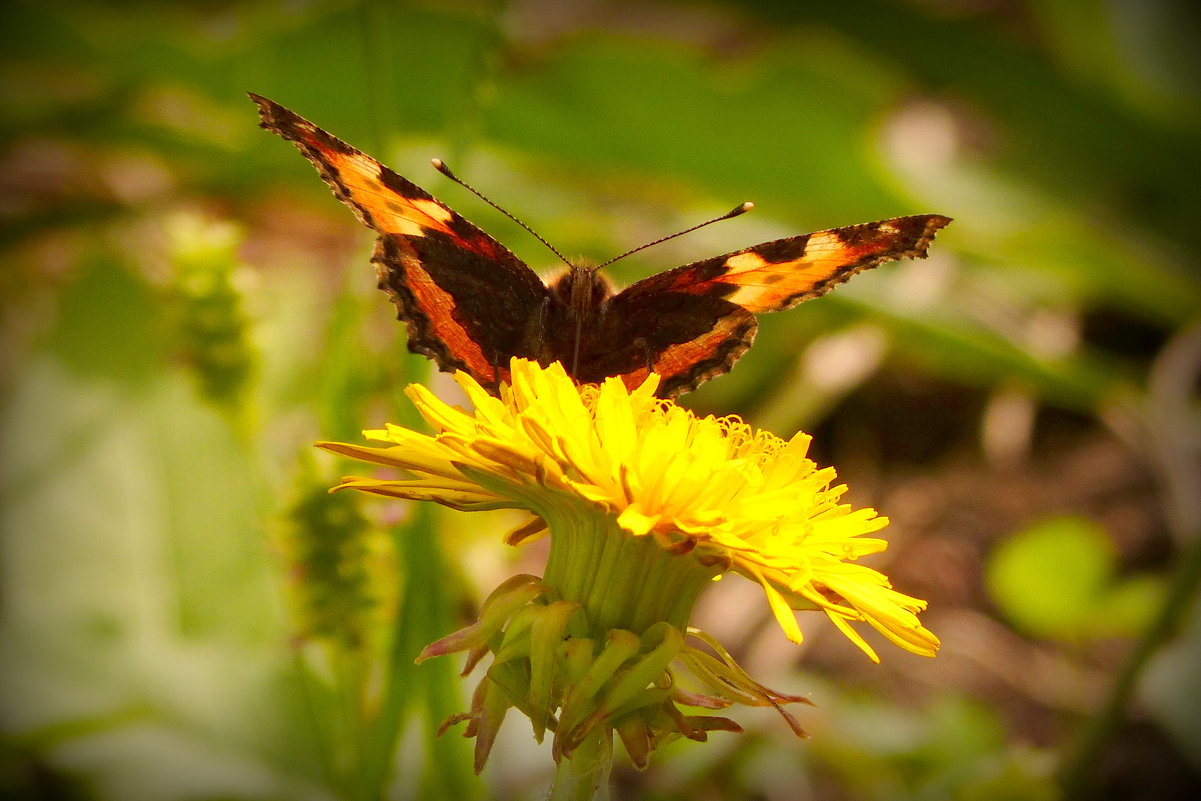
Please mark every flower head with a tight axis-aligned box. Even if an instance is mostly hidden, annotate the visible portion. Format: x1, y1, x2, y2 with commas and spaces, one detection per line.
317, 359, 938, 772
320, 359, 937, 660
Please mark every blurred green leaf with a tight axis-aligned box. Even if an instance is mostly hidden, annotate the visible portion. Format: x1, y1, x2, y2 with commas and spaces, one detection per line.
45, 257, 167, 389
1142, 603, 1201, 772
858, 299, 1128, 414
1094, 574, 1166, 638
807, 692, 1058, 801
489, 32, 911, 222
986, 516, 1114, 639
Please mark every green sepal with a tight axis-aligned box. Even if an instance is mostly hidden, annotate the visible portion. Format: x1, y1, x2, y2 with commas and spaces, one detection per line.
528, 600, 583, 742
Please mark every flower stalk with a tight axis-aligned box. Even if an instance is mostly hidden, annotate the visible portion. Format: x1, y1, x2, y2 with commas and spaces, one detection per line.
550, 730, 613, 801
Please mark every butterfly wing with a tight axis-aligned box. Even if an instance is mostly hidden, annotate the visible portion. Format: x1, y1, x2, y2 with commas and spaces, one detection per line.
597, 214, 951, 398
251, 94, 549, 390
576, 289, 758, 399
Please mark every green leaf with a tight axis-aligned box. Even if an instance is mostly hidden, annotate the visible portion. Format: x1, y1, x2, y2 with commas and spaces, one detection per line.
46, 256, 167, 390
985, 516, 1115, 639
1093, 574, 1166, 638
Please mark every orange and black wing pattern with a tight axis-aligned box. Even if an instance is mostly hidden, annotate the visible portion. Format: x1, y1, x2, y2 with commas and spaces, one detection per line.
252, 93, 951, 399
250, 94, 548, 391
596, 215, 951, 397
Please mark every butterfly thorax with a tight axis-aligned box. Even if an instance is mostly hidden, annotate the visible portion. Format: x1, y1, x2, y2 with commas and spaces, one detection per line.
548, 264, 611, 325
551, 264, 611, 311
535, 266, 612, 374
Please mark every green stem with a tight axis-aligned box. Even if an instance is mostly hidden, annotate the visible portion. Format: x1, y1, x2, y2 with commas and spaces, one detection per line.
1058, 529, 1201, 800
1062, 327, 1201, 800
332, 647, 370, 800
549, 730, 613, 801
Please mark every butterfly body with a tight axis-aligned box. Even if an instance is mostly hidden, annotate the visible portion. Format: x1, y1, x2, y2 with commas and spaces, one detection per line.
251, 94, 951, 398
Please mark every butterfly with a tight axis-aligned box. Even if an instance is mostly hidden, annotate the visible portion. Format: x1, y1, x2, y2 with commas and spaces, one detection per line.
251, 93, 951, 398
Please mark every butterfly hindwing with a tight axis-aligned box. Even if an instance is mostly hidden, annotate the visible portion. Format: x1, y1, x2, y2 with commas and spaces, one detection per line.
595, 214, 952, 397
250, 93, 549, 390
584, 290, 757, 399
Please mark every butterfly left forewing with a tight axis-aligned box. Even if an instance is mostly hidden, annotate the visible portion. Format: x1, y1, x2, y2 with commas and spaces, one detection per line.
252, 93, 495, 246
594, 214, 951, 397
251, 94, 550, 391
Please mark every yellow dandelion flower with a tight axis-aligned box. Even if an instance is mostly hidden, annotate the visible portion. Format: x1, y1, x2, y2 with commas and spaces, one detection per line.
317, 358, 938, 788
321, 359, 936, 658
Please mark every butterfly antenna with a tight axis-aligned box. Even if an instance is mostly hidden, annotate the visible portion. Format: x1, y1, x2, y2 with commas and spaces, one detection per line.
432, 159, 574, 268
595, 201, 754, 270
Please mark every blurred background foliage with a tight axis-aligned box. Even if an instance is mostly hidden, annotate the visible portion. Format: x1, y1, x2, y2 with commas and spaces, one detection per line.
2, 0, 1199, 799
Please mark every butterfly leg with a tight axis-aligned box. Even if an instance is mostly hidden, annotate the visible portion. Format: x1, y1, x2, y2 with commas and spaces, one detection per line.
531, 296, 551, 364
537, 297, 549, 349
633, 337, 653, 374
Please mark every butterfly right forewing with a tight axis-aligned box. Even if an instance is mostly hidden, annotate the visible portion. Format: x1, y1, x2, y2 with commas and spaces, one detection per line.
589, 214, 951, 397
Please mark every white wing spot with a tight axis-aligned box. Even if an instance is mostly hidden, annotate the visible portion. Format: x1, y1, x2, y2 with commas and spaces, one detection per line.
805, 230, 843, 251
724, 251, 770, 274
